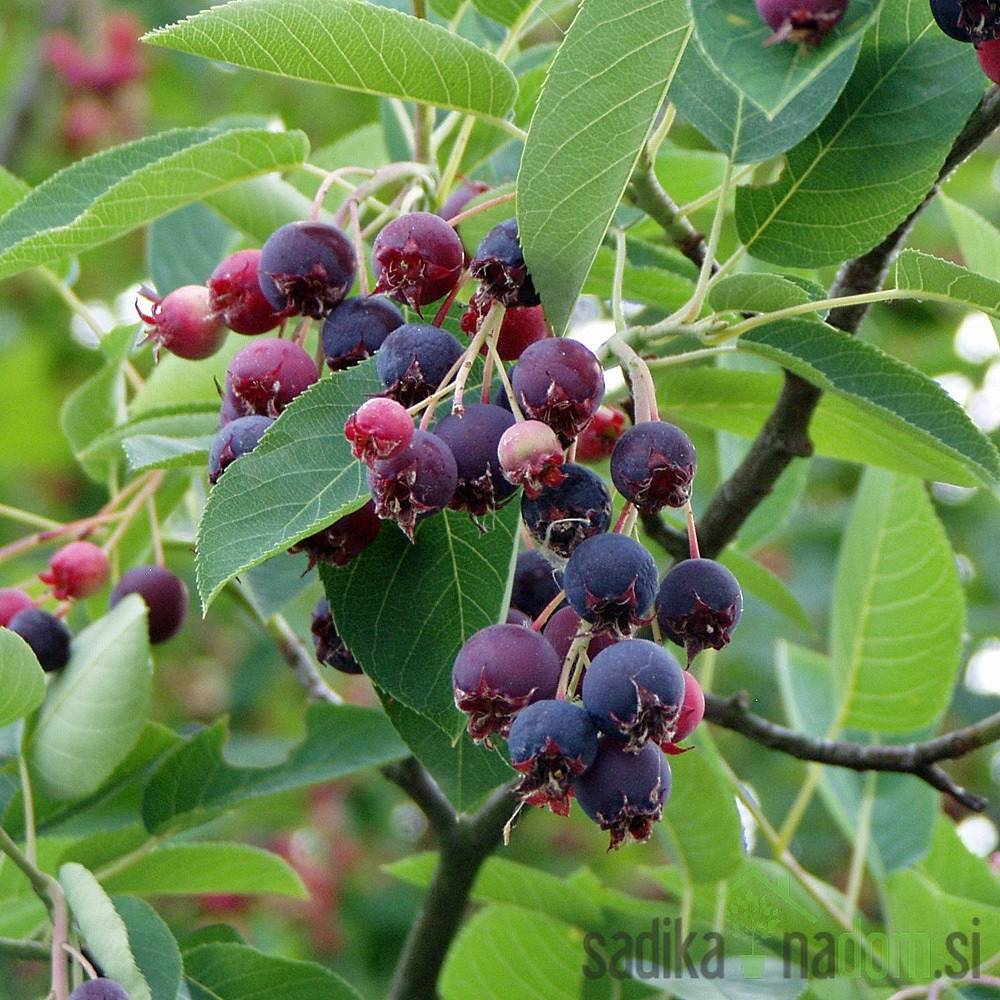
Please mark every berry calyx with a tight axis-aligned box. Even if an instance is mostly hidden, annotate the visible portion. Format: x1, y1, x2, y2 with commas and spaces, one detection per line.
520, 463, 613, 562
931, 0, 1000, 42
375, 323, 465, 407
208, 249, 290, 336
136, 284, 227, 361
109, 566, 188, 644
575, 404, 627, 463
208, 415, 273, 484
469, 218, 540, 309
310, 597, 363, 674
288, 501, 382, 569
610, 420, 697, 514
753, 0, 849, 46
321, 296, 405, 371
38, 540, 110, 600
497, 420, 566, 499
372, 211, 465, 310
7, 608, 72, 672
0, 588, 34, 627
345, 397, 415, 464
224, 338, 319, 418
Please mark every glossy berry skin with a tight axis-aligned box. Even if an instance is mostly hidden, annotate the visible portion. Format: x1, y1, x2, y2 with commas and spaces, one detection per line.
510, 549, 564, 620
542, 606, 619, 664
321, 296, 405, 371
469, 218, 540, 308
582, 639, 685, 751
574, 738, 672, 850
754, 0, 849, 45
372, 212, 465, 310
109, 566, 188, 644
655, 558, 743, 662
0, 588, 34, 627
497, 419, 565, 498
433, 404, 517, 516
67, 979, 131, 1000
258, 221, 357, 318
288, 501, 382, 569
367, 429, 458, 541
310, 598, 363, 674
137, 285, 227, 361
376, 323, 465, 407
7, 608, 72, 672
452, 623, 562, 745
208, 415, 273, 484
978, 36, 1000, 82
931, 0, 999, 42
520, 463, 612, 562
610, 421, 697, 513
575, 404, 627, 462
38, 540, 110, 600
345, 397, 414, 465
461, 302, 551, 361
663, 671, 705, 752
225, 338, 319, 418
511, 338, 605, 444
508, 699, 600, 815
563, 532, 658, 636
208, 249, 290, 336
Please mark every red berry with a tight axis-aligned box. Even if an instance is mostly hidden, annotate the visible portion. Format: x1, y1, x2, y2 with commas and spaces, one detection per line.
575, 404, 627, 462
372, 212, 465, 310
208, 249, 290, 336
978, 37, 1000, 82
38, 540, 110, 600
344, 398, 414, 464
225, 338, 319, 418
136, 285, 228, 361
0, 588, 34, 627
663, 672, 706, 752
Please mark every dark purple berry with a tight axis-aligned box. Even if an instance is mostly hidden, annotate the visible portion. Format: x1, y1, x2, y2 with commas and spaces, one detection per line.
510, 338, 605, 444
321, 295, 405, 371
0, 588, 34, 627
520, 463, 612, 562
574, 739, 671, 850
581, 639, 685, 751
754, 0, 849, 45
310, 597, 362, 674
506, 606, 532, 627
542, 606, 618, 663
258, 221, 357, 318
38, 541, 110, 600
508, 698, 599, 815
469, 218, 540, 308
225, 338, 319, 418
375, 323, 464, 407
655, 558, 743, 663
68, 979, 131, 1000
208, 249, 290, 336
345, 397, 415, 464
432, 403, 517, 516
510, 549, 564, 620
452, 623, 562, 745
288, 501, 382, 569
109, 566, 188, 644
372, 211, 464, 310
208, 415, 273, 484
136, 285, 227, 361
563, 533, 658, 636
497, 419, 565, 499
7, 608, 71, 672
439, 179, 490, 222
367, 429, 458, 541
218, 393, 242, 428
610, 420, 696, 513
932, 0, 1000, 42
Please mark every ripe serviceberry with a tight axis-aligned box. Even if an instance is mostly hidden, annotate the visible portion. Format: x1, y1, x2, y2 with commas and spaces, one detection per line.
321, 296, 405, 371
978, 36, 1000, 81
8, 609, 71, 672
542, 606, 618, 663
38, 540, 110, 599
507, 607, 533, 627
433, 403, 517, 516
0, 588, 34, 627
581, 639, 686, 751
310, 598, 363, 674
109, 566, 188, 644
574, 739, 672, 849
511, 338, 605, 443
345, 397, 414, 464
497, 420, 565, 498
508, 699, 600, 816
376, 323, 465, 407
258, 221, 356, 318
67, 979, 131, 1000
754, 0, 849, 45
520, 463, 612, 562
372, 212, 465, 310
575, 404, 627, 462
452, 623, 562, 745
662, 671, 705, 753
469, 218, 540, 308
136, 285, 227, 361
208, 249, 290, 336
510, 549, 564, 620
224, 338, 319, 418
563, 533, 658, 636
367, 429, 458, 540
610, 420, 696, 513
288, 501, 382, 569
655, 558, 743, 662
930, 0, 1000, 42
208, 415, 273, 484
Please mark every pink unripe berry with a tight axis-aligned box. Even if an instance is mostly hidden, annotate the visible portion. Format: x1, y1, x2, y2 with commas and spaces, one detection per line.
662, 672, 706, 752
497, 420, 566, 498
978, 38, 1000, 83
344, 398, 415, 465
0, 588, 34, 627
137, 284, 228, 361
208, 249, 290, 336
38, 541, 110, 600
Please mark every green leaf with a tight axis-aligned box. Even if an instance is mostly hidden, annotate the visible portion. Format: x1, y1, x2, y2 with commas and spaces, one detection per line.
583, 242, 696, 313
440, 905, 582, 1000
239, 551, 316, 620
890, 248, 1000, 319
29, 596, 152, 801
0, 127, 308, 280
717, 547, 813, 632
122, 433, 216, 472
184, 942, 361, 1000
102, 843, 307, 899
739, 319, 1000, 487
111, 896, 183, 1000
323, 502, 520, 735
141, 703, 406, 834
690, 0, 876, 118
941, 193, 1000, 278
80, 403, 220, 467
147, 202, 234, 295
471, 0, 530, 27
921, 814, 1000, 909
196, 363, 379, 611
708, 273, 824, 316
831, 468, 964, 731
59, 863, 152, 1000
735, 2, 985, 267
517, 0, 691, 334
0, 628, 46, 730
147, 0, 517, 126
0, 166, 30, 215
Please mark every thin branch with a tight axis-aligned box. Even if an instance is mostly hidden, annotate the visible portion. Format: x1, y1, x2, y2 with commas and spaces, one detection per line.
381, 757, 457, 838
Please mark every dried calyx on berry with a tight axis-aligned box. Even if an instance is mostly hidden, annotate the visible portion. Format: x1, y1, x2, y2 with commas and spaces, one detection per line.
930, 0, 1000, 43
224, 338, 319, 419
322, 296, 404, 371
288, 501, 382, 569
375, 323, 464, 407
208, 249, 290, 336
497, 419, 565, 499
345, 397, 415, 465
136, 284, 227, 361
753, 0, 849, 46
610, 420, 697, 514
310, 597, 363, 674
372, 211, 465, 310
469, 218, 540, 309
520, 463, 613, 562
